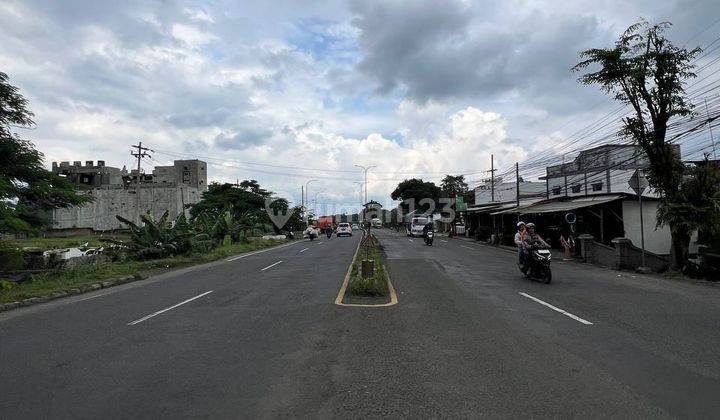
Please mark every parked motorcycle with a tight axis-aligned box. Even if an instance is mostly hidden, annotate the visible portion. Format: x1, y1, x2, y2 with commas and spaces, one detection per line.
519, 242, 552, 283
424, 230, 434, 246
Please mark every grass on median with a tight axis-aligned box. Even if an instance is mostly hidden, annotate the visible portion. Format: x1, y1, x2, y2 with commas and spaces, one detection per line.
349, 246, 389, 297
0, 238, 287, 304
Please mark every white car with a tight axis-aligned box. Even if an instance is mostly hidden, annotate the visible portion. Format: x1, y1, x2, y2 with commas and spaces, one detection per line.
351, 223, 360, 230
336, 222, 353, 237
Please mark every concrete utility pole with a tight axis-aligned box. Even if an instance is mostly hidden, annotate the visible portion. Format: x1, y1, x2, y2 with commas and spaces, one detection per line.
490, 154, 495, 202
304, 179, 317, 228
354, 164, 376, 204
130, 141, 152, 224
706, 98, 717, 160
515, 162, 520, 208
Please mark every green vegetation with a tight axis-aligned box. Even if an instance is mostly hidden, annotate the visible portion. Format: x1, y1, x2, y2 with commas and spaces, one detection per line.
0, 71, 91, 234
0, 238, 287, 304
6, 234, 130, 251
572, 20, 719, 271
349, 247, 390, 297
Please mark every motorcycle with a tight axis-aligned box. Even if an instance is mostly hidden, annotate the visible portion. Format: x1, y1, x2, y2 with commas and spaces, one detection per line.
424, 230, 434, 246
326, 229, 332, 239
307, 230, 317, 241
519, 242, 552, 284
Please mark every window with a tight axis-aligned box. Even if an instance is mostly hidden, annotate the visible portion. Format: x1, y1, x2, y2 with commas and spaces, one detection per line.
592, 182, 603, 192
571, 185, 581, 193
552, 186, 562, 196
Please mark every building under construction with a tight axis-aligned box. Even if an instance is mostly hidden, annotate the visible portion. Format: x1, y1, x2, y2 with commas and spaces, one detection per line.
50, 159, 208, 231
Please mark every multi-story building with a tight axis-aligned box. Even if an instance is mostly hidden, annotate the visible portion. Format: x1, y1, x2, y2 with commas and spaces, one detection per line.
541, 144, 679, 198
50, 159, 208, 231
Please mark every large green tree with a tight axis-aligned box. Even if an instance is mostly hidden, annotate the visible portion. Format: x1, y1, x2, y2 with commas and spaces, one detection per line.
391, 178, 442, 213
0, 72, 90, 233
189, 181, 301, 233
572, 20, 703, 270
440, 174, 469, 198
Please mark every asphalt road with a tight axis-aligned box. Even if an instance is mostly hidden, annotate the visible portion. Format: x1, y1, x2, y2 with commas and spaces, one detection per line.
2, 229, 720, 418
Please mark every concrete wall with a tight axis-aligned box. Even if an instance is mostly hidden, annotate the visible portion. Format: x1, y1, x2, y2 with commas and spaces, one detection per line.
621, 199, 671, 255
52, 186, 203, 231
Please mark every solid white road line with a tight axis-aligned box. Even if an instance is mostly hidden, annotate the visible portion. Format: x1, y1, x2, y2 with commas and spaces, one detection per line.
299, 247, 309, 253
261, 260, 283, 271
226, 241, 298, 262
408, 239, 414, 243
460, 245, 473, 250
519, 292, 593, 325
440, 239, 448, 243
127, 290, 214, 326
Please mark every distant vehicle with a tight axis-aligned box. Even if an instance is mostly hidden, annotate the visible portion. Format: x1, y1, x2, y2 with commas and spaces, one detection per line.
317, 216, 333, 230
371, 218, 382, 228
336, 222, 352, 237
407, 217, 428, 237
351, 223, 360, 230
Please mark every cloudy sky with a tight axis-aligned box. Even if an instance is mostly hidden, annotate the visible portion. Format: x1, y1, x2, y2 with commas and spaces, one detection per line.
2, 0, 718, 213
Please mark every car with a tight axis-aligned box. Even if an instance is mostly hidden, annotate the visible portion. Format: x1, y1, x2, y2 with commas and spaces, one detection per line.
336, 222, 353, 237
351, 223, 360, 230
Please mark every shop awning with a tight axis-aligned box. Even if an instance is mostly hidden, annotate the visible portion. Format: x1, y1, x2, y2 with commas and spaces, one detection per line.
491, 195, 623, 215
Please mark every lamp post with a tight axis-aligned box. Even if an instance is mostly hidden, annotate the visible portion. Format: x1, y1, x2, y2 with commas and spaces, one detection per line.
354, 164, 376, 204
304, 179, 318, 228
353, 182, 364, 207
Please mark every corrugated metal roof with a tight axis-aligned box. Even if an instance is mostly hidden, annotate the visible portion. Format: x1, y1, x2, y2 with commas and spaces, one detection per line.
491, 194, 623, 215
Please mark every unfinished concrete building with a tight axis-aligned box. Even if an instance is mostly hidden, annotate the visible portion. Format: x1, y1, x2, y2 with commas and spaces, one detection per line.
51, 159, 208, 231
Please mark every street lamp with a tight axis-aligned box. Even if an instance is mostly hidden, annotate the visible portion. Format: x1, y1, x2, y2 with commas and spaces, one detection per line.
353, 182, 364, 208
303, 179, 318, 228
354, 164, 376, 204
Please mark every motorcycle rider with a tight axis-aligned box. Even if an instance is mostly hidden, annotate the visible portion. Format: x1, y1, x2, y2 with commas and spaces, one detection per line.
514, 222, 527, 269
523, 223, 549, 249
422, 220, 434, 236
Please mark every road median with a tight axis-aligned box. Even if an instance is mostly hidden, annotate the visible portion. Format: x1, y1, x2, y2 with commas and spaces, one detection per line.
334, 233, 397, 307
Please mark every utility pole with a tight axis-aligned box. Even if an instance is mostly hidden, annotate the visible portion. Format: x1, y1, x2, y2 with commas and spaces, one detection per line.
301, 185, 304, 228
304, 179, 317, 228
706, 98, 717, 160
515, 162, 520, 208
490, 154, 495, 202
130, 141, 152, 224
354, 164, 376, 204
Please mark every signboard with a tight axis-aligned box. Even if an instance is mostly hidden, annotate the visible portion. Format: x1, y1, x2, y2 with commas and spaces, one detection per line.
455, 196, 468, 212
628, 170, 649, 195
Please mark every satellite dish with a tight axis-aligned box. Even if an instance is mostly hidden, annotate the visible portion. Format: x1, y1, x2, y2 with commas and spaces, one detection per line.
565, 212, 577, 224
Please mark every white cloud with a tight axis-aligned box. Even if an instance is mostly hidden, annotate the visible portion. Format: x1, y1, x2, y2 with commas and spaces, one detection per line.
171, 23, 217, 47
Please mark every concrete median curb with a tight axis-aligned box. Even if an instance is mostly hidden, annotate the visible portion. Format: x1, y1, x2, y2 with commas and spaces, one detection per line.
334, 234, 398, 308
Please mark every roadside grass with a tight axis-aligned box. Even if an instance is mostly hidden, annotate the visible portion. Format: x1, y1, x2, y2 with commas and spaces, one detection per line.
5, 234, 130, 250
349, 246, 389, 297
0, 238, 287, 304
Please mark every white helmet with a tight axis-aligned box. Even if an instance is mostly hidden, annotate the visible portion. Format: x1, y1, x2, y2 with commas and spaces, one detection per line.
526, 222, 535, 228
517, 221, 525, 228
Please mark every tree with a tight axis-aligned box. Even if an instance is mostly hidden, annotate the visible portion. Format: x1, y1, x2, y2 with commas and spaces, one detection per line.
657, 158, 720, 248
0, 72, 90, 233
572, 20, 702, 270
440, 174, 468, 198
391, 178, 442, 214
189, 181, 300, 234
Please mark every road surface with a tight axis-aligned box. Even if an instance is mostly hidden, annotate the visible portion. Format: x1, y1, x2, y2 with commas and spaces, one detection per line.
2, 229, 720, 418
